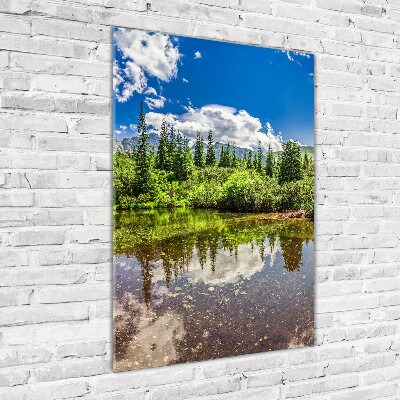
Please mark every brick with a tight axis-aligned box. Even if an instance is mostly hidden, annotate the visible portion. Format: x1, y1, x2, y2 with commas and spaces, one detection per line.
12, 52, 108, 78
32, 19, 109, 42
37, 284, 110, 303
0, 368, 30, 387
0, 0, 31, 14
0, 15, 31, 35
9, 229, 65, 246
0, 347, 52, 368
0, 288, 32, 307
0, 303, 89, 326
0, 33, 92, 59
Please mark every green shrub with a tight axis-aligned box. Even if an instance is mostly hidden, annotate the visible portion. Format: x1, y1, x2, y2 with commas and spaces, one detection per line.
219, 171, 263, 211
279, 177, 314, 214
188, 182, 222, 208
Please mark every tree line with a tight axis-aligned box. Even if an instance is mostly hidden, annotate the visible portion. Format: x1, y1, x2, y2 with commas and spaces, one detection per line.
114, 102, 314, 217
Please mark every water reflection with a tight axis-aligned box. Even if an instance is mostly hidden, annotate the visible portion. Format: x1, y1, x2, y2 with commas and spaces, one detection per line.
113, 209, 314, 371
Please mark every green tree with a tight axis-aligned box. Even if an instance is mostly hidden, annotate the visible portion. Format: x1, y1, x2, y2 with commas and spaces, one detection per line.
265, 145, 275, 178
278, 140, 303, 184
173, 131, 184, 179
167, 125, 177, 171
156, 119, 169, 170
194, 132, 205, 168
247, 151, 253, 170
219, 144, 232, 167
226, 143, 232, 167
232, 144, 238, 168
303, 152, 313, 177
206, 130, 216, 166
135, 101, 151, 194
181, 138, 195, 180
256, 140, 263, 174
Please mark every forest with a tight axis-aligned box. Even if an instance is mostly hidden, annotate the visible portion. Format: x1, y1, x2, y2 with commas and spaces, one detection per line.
113, 102, 314, 218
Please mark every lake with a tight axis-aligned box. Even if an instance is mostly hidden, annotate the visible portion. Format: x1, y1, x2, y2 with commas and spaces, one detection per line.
113, 209, 314, 371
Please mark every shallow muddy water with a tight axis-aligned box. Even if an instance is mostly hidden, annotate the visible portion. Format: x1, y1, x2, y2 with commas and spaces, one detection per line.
113, 209, 314, 371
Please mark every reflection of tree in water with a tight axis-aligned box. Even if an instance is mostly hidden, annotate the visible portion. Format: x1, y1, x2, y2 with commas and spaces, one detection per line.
115, 210, 313, 305
279, 236, 304, 272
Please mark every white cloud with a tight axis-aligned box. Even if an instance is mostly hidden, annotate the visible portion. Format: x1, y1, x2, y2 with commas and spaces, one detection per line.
113, 28, 181, 103
145, 87, 157, 96
194, 51, 202, 59
120, 125, 127, 131
115, 129, 122, 135
146, 104, 282, 151
286, 51, 294, 62
113, 60, 146, 102
294, 51, 311, 58
145, 94, 166, 110
182, 78, 189, 83
284, 50, 311, 67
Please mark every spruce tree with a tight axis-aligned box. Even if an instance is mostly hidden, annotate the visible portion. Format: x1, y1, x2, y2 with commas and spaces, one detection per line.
136, 101, 151, 195
194, 132, 205, 168
256, 140, 263, 174
219, 144, 231, 167
156, 119, 169, 170
247, 151, 253, 169
232, 144, 238, 168
265, 145, 275, 178
167, 125, 177, 171
278, 140, 303, 184
173, 131, 184, 179
219, 147, 225, 167
303, 152, 310, 176
206, 130, 216, 166
181, 138, 195, 180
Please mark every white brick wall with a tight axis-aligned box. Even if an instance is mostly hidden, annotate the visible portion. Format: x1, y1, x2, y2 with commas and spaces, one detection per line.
0, 0, 399, 398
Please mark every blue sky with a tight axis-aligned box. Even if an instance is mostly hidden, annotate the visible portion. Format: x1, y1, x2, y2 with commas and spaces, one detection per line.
113, 28, 314, 149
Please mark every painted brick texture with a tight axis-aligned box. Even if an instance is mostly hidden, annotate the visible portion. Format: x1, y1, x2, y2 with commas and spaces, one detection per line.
0, 0, 399, 399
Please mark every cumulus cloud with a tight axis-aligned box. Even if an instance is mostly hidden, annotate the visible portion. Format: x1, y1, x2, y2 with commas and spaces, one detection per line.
145, 94, 166, 110
113, 28, 181, 103
146, 104, 282, 151
145, 87, 157, 96
194, 51, 202, 59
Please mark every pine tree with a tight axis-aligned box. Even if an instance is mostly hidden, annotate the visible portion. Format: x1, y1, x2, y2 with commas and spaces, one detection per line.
303, 152, 309, 176
167, 125, 177, 172
219, 147, 225, 167
156, 119, 169, 170
219, 144, 231, 167
206, 130, 216, 166
265, 145, 275, 178
278, 140, 303, 184
247, 151, 253, 169
194, 132, 205, 168
226, 143, 232, 167
181, 138, 195, 180
232, 144, 238, 168
136, 101, 151, 194
256, 140, 263, 174
173, 131, 184, 179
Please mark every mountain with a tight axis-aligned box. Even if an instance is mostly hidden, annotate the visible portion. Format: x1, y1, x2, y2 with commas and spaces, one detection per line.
114, 135, 314, 160
113, 133, 160, 152
300, 145, 314, 159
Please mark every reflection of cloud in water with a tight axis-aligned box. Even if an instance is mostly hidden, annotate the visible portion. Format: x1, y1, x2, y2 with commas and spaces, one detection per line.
114, 293, 185, 371
148, 242, 278, 286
